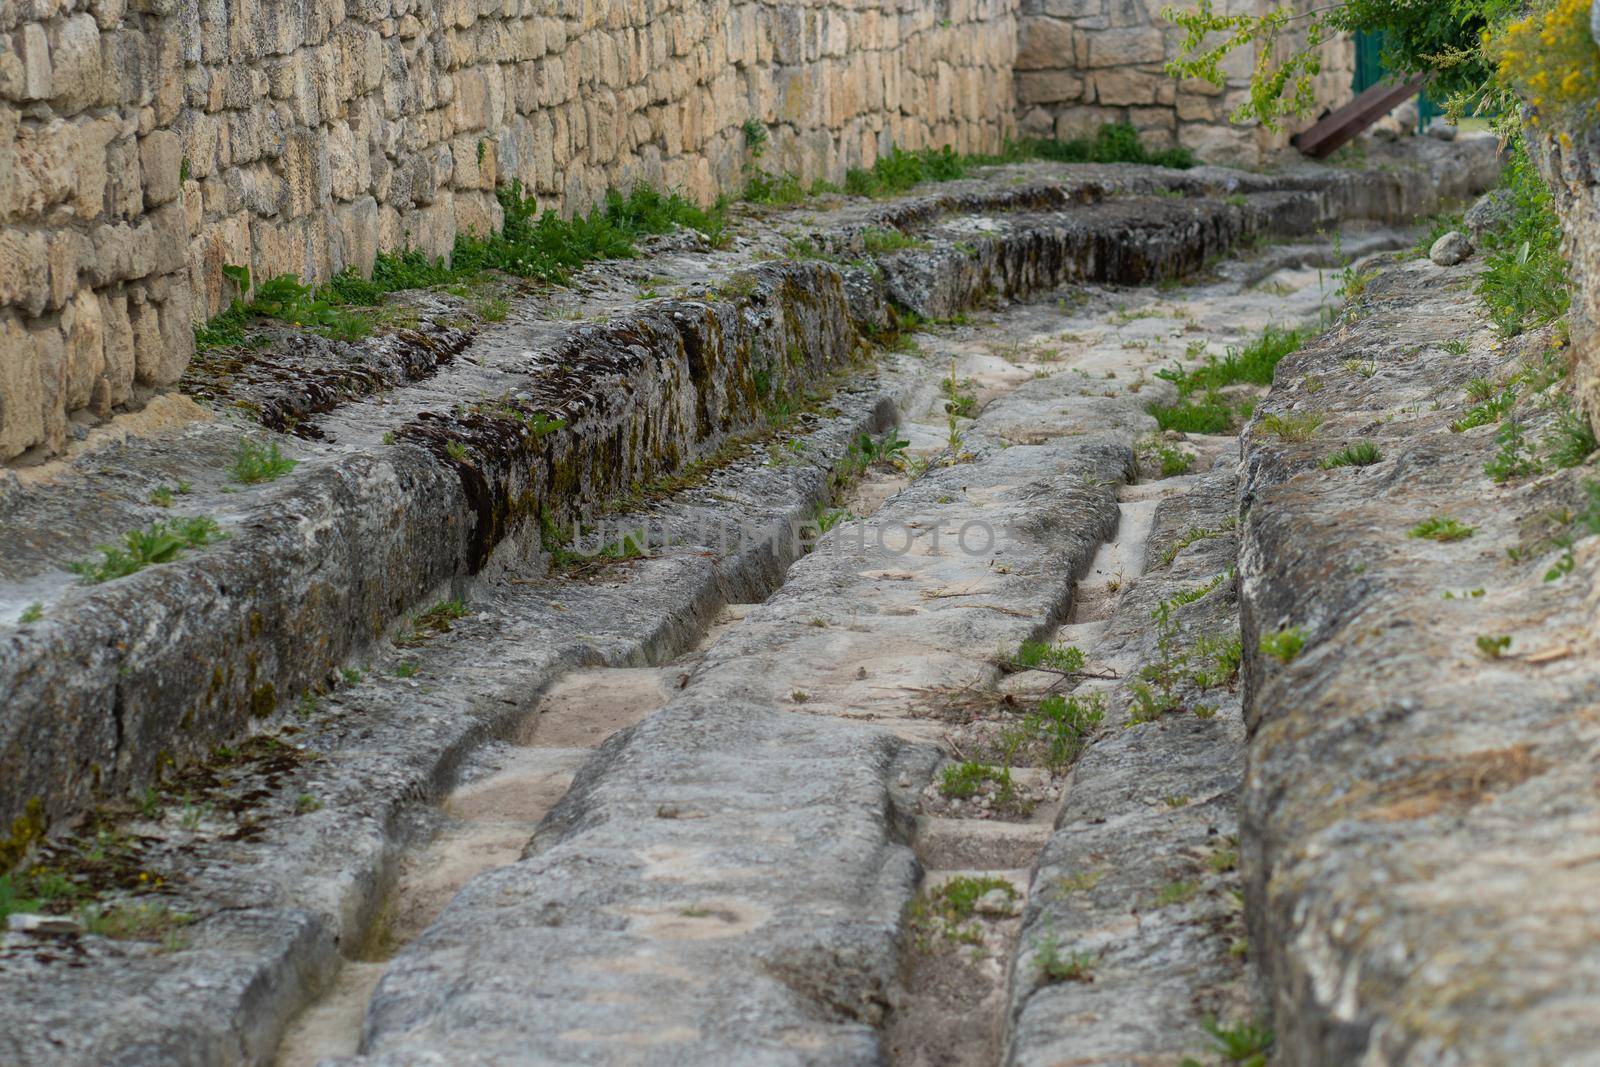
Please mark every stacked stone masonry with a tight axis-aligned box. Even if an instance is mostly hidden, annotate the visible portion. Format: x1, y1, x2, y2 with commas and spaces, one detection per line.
0, 0, 1020, 461
1, 0, 1367, 463
1014, 0, 1354, 162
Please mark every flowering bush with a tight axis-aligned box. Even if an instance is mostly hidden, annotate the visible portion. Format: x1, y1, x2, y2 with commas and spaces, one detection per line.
1492, 0, 1600, 129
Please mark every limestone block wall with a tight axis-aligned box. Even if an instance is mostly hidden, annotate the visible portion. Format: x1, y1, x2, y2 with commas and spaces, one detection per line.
1013, 0, 1353, 163
0, 0, 1019, 463
1532, 126, 1600, 432
0, 0, 191, 465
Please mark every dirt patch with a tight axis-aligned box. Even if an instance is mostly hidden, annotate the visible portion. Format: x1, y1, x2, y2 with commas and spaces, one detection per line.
516, 667, 674, 747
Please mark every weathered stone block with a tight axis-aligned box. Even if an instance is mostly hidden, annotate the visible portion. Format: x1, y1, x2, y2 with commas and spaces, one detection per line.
48, 13, 102, 113
18, 23, 51, 101
1093, 66, 1161, 105
1016, 68, 1084, 104
0, 230, 50, 316
1086, 26, 1164, 67
62, 287, 105, 410
98, 288, 135, 401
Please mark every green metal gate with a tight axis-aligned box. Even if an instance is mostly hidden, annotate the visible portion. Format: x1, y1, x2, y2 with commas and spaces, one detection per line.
1353, 30, 1440, 131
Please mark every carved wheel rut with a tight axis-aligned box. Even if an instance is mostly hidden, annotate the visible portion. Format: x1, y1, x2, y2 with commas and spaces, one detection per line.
262, 233, 1373, 1065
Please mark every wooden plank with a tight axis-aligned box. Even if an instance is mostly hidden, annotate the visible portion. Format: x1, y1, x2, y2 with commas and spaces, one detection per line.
1292, 75, 1426, 158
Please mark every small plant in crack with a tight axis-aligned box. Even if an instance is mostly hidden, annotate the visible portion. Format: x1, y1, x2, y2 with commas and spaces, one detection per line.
834, 431, 911, 487
1321, 441, 1382, 469
1153, 879, 1198, 907
938, 761, 1029, 815
80, 901, 193, 945
1165, 570, 1228, 610
1189, 633, 1242, 689
933, 876, 1016, 921
1475, 634, 1512, 660
394, 599, 469, 647
148, 481, 190, 507
1544, 399, 1599, 469
1451, 386, 1516, 432
940, 761, 1000, 799
1257, 625, 1306, 664
1128, 603, 1187, 723
1539, 481, 1600, 582
18, 603, 42, 624
1408, 515, 1475, 542
907, 878, 1004, 951
1010, 639, 1087, 675
1035, 928, 1096, 983
1257, 411, 1323, 442
229, 440, 298, 484
68, 517, 226, 584
1208, 839, 1240, 873
1485, 417, 1543, 483
1056, 870, 1105, 895
814, 506, 853, 535
941, 359, 977, 418
1180, 1016, 1274, 1067
1156, 443, 1194, 476
1155, 525, 1219, 568
1022, 693, 1105, 773
862, 227, 929, 254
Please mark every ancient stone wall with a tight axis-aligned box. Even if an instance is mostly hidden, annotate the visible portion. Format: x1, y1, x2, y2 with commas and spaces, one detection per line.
0, 0, 1019, 462
1013, 0, 1353, 163
0, 0, 190, 465
1532, 126, 1600, 432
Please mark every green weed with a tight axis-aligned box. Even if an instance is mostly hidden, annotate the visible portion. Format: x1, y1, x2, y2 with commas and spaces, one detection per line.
1476, 634, 1512, 659
1156, 526, 1219, 569
862, 227, 928, 253
1035, 929, 1097, 983
1017, 123, 1195, 169
394, 599, 469, 647
1150, 391, 1237, 433
1408, 515, 1475, 542
230, 440, 298, 484
1258, 626, 1306, 664
1451, 387, 1517, 432
1020, 693, 1105, 773
1154, 879, 1198, 907
1545, 401, 1598, 468
1012, 640, 1087, 674
1476, 145, 1569, 337
1157, 325, 1301, 394
1258, 412, 1323, 442
1321, 441, 1382, 468
1188, 1016, 1274, 1067
1486, 418, 1542, 483
68, 517, 225, 584
1158, 444, 1195, 476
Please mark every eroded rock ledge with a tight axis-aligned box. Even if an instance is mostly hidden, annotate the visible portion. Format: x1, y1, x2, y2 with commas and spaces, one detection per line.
1238, 260, 1600, 1062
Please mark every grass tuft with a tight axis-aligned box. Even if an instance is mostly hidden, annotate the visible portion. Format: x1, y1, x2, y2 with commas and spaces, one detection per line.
1408, 515, 1475, 542
68, 517, 225, 584
230, 440, 298, 485
1321, 441, 1382, 469
1258, 626, 1306, 664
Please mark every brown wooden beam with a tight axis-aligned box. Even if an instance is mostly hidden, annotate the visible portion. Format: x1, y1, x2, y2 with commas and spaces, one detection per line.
1292, 75, 1427, 159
